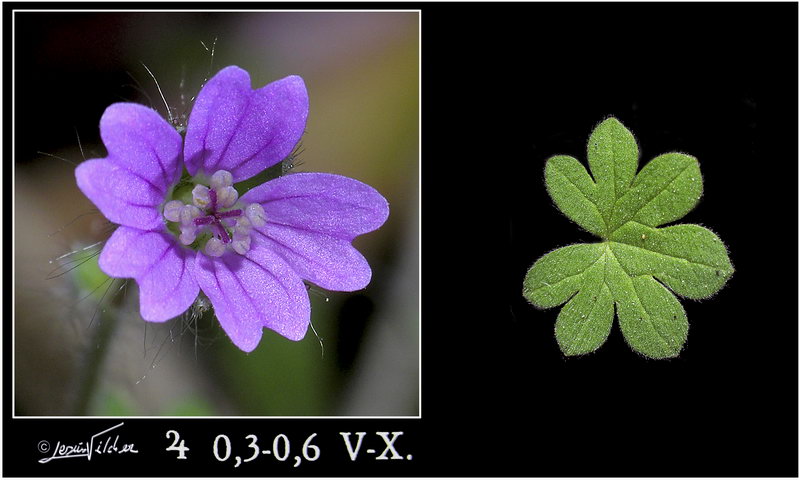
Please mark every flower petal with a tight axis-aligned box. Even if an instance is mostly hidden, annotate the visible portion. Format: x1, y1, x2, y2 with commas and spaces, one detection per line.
194, 243, 311, 352
99, 103, 183, 193
240, 173, 388, 291
251, 225, 372, 291
99, 226, 199, 322
184, 66, 309, 182
75, 159, 164, 231
241, 173, 389, 240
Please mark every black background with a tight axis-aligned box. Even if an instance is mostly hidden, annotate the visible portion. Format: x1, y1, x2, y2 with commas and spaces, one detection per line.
7, 2, 799, 477
424, 2, 798, 476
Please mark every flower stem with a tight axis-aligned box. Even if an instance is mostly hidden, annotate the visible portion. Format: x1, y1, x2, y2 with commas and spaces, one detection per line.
72, 308, 117, 415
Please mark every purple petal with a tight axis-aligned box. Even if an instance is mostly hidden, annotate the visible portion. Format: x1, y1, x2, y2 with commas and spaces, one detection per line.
184, 66, 308, 182
194, 243, 311, 352
100, 103, 183, 193
252, 225, 372, 291
240, 173, 388, 291
75, 159, 164, 231
241, 173, 389, 240
75, 103, 181, 231
99, 226, 199, 322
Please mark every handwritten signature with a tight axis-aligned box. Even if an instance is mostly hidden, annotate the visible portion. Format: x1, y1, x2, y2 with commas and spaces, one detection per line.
38, 422, 138, 464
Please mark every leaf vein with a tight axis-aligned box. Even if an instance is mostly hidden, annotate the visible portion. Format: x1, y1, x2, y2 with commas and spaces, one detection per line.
611, 238, 722, 270
530, 251, 605, 294
611, 162, 693, 233
550, 166, 606, 228
632, 278, 676, 350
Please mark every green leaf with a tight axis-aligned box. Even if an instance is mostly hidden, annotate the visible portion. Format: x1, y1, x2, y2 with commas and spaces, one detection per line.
609, 153, 702, 231
587, 117, 638, 232
554, 250, 614, 356
523, 117, 733, 359
523, 243, 605, 308
545, 156, 604, 236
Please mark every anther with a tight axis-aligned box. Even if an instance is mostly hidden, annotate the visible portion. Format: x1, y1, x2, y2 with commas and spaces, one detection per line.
192, 185, 211, 208
234, 216, 252, 235
204, 237, 225, 257
210, 170, 233, 190
245, 203, 267, 227
180, 205, 202, 225
163, 200, 184, 222
216, 186, 239, 208
179, 226, 197, 245
231, 230, 251, 255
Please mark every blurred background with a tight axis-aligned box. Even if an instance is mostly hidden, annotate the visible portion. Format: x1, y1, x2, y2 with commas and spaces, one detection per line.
14, 11, 419, 416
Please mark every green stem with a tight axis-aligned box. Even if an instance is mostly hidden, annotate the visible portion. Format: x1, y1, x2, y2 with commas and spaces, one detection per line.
72, 308, 117, 415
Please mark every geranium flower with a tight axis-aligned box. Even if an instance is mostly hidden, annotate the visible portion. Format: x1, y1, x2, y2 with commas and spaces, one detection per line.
75, 66, 389, 352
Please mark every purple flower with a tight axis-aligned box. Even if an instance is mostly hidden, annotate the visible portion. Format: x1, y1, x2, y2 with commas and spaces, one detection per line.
75, 66, 389, 352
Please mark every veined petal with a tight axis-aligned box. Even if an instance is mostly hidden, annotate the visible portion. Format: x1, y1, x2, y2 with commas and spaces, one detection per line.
240, 173, 388, 291
100, 103, 183, 193
184, 66, 309, 182
240, 173, 390, 240
252, 224, 372, 291
75, 159, 164, 231
99, 226, 199, 322
194, 242, 311, 352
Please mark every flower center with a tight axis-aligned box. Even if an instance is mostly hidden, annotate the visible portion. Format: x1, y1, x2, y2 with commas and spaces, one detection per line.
162, 170, 266, 257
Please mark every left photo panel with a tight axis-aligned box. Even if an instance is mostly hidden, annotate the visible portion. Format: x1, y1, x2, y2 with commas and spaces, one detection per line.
13, 10, 420, 417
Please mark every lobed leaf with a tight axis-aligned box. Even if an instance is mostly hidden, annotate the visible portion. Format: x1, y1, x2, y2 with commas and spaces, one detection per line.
609, 153, 702, 231
523, 243, 605, 308
545, 155, 605, 236
524, 117, 733, 359
610, 223, 733, 299
554, 252, 614, 356
610, 263, 689, 359
586, 117, 638, 227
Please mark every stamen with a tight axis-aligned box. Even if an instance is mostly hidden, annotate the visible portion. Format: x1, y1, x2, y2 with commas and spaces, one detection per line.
164, 171, 251, 257
204, 237, 225, 257
180, 205, 202, 225
245, 203, 267, 227
231, 231, 251, 255
216, 186, 239, 208
192, 185, 211, 208
179, 226, 197, 245
210, 170, 233, 190
163, 200, 184, 222
235, 216, 252, 234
